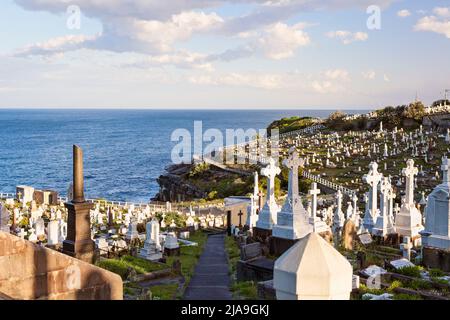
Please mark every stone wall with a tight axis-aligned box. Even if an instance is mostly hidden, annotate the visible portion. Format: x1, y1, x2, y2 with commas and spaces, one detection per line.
0, 232, 123, 300
423, 114, 450, 129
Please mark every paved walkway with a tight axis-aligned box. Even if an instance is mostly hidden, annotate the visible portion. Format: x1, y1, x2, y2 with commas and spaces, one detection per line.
183, 233, 232, 300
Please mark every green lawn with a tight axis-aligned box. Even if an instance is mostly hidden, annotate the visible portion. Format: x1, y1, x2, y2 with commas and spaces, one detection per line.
96, 255, 168, 280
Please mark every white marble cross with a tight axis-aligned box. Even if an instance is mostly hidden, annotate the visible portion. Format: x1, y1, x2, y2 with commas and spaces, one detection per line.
364, 162, 383, 219
261, 157, 281, 205
309, 182, 320, 218
402, 159, 418, 206
283, 148, 305, 202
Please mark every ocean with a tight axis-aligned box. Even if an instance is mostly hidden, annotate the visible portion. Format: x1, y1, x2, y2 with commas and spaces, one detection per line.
0, 109, 357, 202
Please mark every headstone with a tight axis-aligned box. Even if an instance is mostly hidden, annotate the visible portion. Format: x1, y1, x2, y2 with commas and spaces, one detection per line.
421, 156, 450, 250
395, 159, 424, 240
273, 149, 312, 239
372, 177, 396, 237
139, 218, 162, 261
256, 158, 281, 230
47, 220, 60, 246
363, 162, 382, 232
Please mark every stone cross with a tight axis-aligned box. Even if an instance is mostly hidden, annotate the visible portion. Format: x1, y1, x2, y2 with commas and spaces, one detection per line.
400, 236, 413, 261
441, 156, 450, 185
364, 162, 383, 220
282, 148, 305, 203
238, 210, 243, 228
261, 157, 281, 206
402, 159, 418, 206
379, 177, 392, 228
309, 183, 320, 218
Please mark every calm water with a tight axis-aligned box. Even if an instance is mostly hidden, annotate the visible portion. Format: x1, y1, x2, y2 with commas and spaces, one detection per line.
0, 109, 349, 202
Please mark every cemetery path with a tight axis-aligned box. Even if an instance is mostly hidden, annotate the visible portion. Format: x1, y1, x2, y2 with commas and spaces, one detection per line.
183, 233, 232, 300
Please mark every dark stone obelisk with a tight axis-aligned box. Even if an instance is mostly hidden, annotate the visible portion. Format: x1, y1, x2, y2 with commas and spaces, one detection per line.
62, 145, 95, 263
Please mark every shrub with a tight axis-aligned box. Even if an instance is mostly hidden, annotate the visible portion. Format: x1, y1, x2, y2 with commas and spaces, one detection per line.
396, 265, 423, 278
393, 293, 422, 300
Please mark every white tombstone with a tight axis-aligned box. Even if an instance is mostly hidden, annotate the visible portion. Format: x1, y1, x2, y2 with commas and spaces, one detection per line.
395, 159, 424, 240
308, 183, 329, 233
333, 190, 345, 233
46, 220, 60, 246
246, 194, 259, 230
372, 177, 396, 237
139, 218, 162, 261
126, 219, 139, 241
273, 150, 312, 240
363, 162, 382, 232
422, 156, 450, 249
35, 217, 45, 237
256, 158, 281, 230
273, 232, 353, 300
164, 232, 179, 250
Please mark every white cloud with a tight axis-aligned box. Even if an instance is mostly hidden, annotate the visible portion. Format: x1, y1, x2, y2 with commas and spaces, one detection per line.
13, 34, 98, 57
383, 74, 390, 82
414, 9, 450, 39
257, 22, 310, 60
324, 69, 350, 81
362, 70, 376, 80
326, 30, 368, 44
188, 73, 284, 90
397, 9, 411, 18
433, 7, 450, 18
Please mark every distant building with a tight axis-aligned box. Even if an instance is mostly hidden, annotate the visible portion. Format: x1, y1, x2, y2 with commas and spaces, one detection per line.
224, 196, 251, 227
16, 186, 35, 204
16, 185, 58, 205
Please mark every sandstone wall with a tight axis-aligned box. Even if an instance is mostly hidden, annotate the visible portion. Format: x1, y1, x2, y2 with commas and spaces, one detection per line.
0, 232, 123, 300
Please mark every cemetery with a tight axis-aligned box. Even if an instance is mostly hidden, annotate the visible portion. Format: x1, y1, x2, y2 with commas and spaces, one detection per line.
2, 103, 450, 300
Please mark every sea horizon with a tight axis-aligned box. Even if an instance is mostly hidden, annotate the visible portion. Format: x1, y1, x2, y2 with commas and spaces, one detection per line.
0, 108, 368, 202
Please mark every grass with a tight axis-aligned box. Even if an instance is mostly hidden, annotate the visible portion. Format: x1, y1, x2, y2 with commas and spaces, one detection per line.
96, 255, 168, 280
231, 281, 258, 300
225, 235, 241, 276
149, 284, 179, 300
429, 268, 446, 278
408, 279, 433, 291
165, 231, 208, 288
393, 293, 423, 300
396, 265, 424, 278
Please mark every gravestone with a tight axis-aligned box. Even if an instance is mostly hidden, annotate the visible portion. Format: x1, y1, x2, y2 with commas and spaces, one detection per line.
255, 158, 281, 239
363, 162, 382, 233
139, 218, 162, 261
421, 156, 450, 271
395, 159, 424, 242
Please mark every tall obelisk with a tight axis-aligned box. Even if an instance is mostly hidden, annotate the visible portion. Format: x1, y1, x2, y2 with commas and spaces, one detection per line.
62, 145, 95, 263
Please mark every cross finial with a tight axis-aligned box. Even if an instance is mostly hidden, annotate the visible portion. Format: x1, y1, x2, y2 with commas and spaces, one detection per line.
403, 159, 418, 178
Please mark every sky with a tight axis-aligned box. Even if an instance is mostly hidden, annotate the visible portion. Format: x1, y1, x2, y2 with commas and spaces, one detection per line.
0, 0, 449, 109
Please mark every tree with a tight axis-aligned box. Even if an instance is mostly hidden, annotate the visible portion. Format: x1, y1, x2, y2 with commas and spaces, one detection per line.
327, 111, 346, 121
403, 101, 425, 121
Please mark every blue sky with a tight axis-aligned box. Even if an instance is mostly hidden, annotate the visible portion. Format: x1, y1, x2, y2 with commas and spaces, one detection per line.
0, 0, 449, 109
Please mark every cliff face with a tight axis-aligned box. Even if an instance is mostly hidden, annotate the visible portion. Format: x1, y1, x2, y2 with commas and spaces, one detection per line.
153, 164, 207, 202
